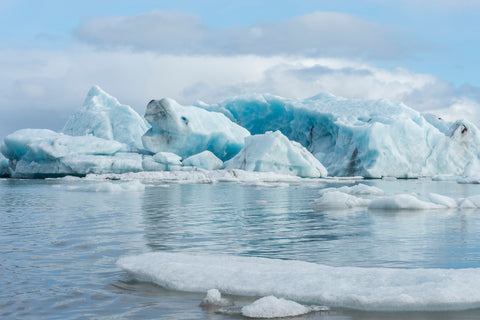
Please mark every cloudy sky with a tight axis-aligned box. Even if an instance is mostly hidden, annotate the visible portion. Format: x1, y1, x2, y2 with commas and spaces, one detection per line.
0, 0, 479, 139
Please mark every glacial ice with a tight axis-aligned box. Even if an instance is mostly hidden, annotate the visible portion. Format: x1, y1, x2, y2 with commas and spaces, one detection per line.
63, 85, 149, 150
182, 151, 223, 170
142, 98, 250, 161
4, 86, 480, 179
225, 131, 327, 178
117, 252, 480, 311
202, 93, 480, 178
0, 153, 8, 177
0, 129, 141, 178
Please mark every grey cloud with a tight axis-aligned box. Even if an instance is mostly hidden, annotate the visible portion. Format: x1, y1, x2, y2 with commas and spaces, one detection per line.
74, 10, 207, 53
74, 10, 414, 59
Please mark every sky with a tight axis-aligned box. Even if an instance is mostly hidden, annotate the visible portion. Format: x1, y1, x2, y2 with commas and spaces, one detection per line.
0, 0, 479, 139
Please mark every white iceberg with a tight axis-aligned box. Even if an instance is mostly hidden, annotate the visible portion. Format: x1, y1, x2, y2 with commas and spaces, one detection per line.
202, 93, 480, 178
142, 98, 250, 161
242, 296, 326, 318
368, 194, 446, 210
0, 129, 142, 178
318, 183, 385, 196
117, 252, 480, 311
182, 151, 223, 170
225, 131, 327, 178
63, 85, 149, 150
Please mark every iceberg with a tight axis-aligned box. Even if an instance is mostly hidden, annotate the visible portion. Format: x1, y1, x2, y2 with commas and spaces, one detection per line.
142, 98, 250, 161
201, 93, 480, 178
0, 129, 142, 178
117, 252, 480, 311
225, 131, 327, 178
63, 85, 149, 150
0, 153, 8, 177
182, 151, 223, 170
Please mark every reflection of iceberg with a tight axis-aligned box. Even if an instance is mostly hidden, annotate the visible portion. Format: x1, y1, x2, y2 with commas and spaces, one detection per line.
118, 251, 480, 312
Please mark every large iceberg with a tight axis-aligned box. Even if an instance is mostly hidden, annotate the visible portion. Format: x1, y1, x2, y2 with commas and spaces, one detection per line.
201, 93, 480, 178
63, 85, 149, 150
142, 98, 250, 161
225, 131, 327, 178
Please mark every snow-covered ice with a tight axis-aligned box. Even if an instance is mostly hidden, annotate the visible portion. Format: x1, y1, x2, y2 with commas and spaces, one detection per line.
241, 296, 327, 318
63, 85, 149, 150
318, 183, 385, 196
142, 98, 250, 161
202, 93, 480, 178
117, 252, 480, 311
225, 131, 327, 178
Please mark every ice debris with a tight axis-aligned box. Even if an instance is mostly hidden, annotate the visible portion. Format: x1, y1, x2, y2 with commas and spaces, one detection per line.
225, 131, 327, 178
142, 98, 249, 161
314, 184, 480, 211
117, 251, 480, 311
201, 289, 231, 307
63, 85, 149, 150
66, 180, 145, 192
241, 296, 328, 318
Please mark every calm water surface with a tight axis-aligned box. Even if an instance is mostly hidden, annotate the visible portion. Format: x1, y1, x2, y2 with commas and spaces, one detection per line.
1, 178, 480, 319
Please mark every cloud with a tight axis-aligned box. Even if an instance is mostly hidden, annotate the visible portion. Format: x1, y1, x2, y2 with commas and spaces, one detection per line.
0, 46, 477, 139
74, 10, 414, 59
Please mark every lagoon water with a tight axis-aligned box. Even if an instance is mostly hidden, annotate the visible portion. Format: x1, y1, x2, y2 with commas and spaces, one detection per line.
2, 177, 480, 319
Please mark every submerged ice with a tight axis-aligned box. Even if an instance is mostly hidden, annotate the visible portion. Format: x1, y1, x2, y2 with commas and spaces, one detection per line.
118, 252, 480, 312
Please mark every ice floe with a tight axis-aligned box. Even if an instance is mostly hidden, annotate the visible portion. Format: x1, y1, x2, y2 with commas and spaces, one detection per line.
117, 252, 480, 311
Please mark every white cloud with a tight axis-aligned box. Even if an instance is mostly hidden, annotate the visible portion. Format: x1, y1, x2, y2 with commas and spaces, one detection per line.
74, 10, 414, 59
0, 46, 477, 139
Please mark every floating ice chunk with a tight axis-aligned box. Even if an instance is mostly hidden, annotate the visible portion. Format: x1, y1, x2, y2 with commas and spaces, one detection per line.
241, 296, 326, 318
225, 131, 327, 178
117, 252, 480, 311
428, 193, 457, 208
319, 183, 384, 196
63, 85, 149, 149
201, 289, 231, 307
368, 194, 445, 210
202, 93, 480, 178
67, 180, 145, 192
458, 175, 480, 184
183, 151, 223, 170
142, 98, 250, 161
432, 174, 460, 181
314, 191, 370, 210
